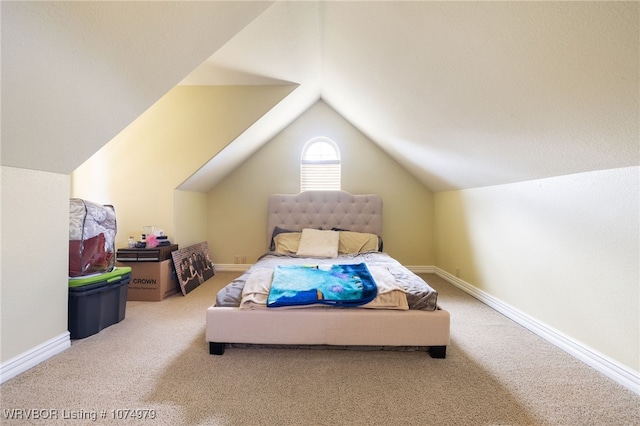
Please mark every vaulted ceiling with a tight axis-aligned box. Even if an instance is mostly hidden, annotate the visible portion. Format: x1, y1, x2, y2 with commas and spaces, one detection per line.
3, 1, 638, 193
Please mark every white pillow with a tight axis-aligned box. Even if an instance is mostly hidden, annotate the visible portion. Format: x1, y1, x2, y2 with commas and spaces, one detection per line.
296, 228, 339, 258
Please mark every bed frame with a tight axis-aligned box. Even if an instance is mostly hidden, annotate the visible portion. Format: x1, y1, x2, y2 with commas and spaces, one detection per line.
206, 191, 450, 358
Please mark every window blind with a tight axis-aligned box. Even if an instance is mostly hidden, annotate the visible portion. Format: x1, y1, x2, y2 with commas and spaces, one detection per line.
301, 162, 340, 191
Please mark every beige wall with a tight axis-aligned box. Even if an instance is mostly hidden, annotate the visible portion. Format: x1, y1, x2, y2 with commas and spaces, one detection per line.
207, 100, 435, 265
434, 166, 639, 371
174, 190, 208, 248
71, 85, 295, 248
8, 89, 637, 383
1, 167, 70, 362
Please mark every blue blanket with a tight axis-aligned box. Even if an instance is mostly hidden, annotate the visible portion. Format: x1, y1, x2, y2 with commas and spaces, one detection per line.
266, 263, 378, 308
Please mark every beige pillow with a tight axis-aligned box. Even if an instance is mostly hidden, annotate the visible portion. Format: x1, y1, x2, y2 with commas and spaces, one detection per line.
296, 228, 339, 258
273, 232, 302, 254
338, 231, 380, 254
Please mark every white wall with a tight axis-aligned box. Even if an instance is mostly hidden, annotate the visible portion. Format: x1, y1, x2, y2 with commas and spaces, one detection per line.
1, 167, 71, 363
434, 166, 639, 371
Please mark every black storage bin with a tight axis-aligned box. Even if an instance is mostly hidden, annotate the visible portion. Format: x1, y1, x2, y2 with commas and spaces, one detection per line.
68, 267, 131, 339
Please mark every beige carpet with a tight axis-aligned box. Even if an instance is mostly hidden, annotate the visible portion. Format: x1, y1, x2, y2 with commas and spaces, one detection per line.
1, 272, 638, 425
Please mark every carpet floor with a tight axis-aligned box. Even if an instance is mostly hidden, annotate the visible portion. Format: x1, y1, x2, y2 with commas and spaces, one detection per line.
1, 272, 638, 425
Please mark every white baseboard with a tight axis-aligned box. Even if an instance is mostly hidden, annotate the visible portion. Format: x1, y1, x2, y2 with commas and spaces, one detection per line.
406, 265, 435, 274
433, 267, 640, 396
215, 264, 251, 272
1, 332, 71, 384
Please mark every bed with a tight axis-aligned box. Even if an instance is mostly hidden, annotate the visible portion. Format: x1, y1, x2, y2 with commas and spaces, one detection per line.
205, 191, 450, 358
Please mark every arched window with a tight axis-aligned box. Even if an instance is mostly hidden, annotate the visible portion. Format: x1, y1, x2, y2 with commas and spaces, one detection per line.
300, 137, 341, 191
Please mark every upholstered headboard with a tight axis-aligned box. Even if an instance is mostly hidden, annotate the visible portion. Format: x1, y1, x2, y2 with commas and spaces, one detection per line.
267, 191, 383, 248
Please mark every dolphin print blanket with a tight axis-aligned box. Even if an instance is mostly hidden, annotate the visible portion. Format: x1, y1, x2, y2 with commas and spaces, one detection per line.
266, 263, 378, 308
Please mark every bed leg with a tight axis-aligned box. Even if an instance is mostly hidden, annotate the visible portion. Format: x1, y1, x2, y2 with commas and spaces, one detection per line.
209, 342, 226, 355
429, 345, 446, 359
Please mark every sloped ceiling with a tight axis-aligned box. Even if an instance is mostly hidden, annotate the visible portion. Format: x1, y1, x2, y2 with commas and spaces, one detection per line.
319, 1, 639, 192
1, 1, 273, 174
3, 1, 638, 193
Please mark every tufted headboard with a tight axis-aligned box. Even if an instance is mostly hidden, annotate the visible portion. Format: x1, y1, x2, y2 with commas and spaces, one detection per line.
267, 191, 382, 248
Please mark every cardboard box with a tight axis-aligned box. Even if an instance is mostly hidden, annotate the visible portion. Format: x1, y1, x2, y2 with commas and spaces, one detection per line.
116, 259, 179, 301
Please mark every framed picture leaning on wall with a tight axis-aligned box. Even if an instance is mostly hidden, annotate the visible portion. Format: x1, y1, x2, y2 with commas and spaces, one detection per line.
171, 242, 215, 295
